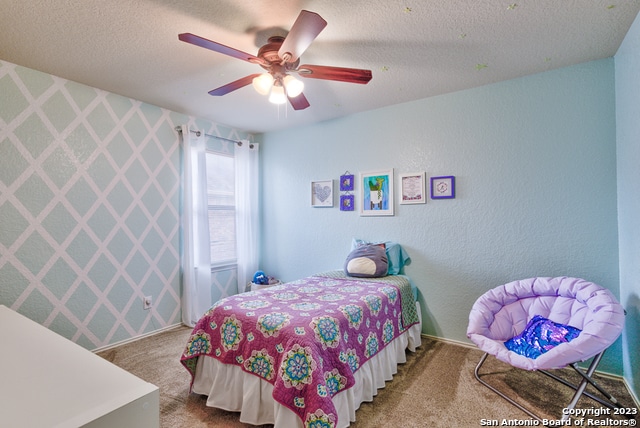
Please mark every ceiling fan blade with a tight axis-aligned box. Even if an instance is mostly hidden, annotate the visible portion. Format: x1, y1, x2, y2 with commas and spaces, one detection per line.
278, 10, 327, 63
208, 74, 261, 96
297, 65, 372, 84
179, 33, 265, 65
288, 92, 310, 110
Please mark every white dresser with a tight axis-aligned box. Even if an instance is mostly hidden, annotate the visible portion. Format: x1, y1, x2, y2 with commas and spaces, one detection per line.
0, 305, 159, 428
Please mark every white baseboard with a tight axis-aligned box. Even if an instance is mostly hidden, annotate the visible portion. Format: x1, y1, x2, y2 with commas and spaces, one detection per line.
623, 377, 640, 409
92, 323, 185, 354
421, 333, 478, 350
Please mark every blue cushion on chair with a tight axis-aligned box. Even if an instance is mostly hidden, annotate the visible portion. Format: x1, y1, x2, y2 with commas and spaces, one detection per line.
504, 315, 582, 359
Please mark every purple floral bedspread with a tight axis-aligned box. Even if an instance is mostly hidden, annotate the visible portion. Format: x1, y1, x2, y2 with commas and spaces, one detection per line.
181, 274, 418, 428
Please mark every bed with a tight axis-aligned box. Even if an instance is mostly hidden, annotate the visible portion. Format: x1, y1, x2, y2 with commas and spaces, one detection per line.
181, 242, 422, 428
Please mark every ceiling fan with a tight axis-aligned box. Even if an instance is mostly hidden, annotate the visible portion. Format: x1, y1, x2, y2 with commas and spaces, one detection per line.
178, 10, 372, 110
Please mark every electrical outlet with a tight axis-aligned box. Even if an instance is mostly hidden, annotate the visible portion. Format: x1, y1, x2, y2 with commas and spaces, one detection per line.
143, 295, 153, 310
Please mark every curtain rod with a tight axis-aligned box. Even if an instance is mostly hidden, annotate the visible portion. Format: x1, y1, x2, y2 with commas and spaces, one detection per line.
175, 126, 253, 148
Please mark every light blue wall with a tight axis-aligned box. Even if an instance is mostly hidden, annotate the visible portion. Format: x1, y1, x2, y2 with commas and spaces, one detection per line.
260, 59, 623, 374
0, 60, 249, 350
615, 12, 640, 401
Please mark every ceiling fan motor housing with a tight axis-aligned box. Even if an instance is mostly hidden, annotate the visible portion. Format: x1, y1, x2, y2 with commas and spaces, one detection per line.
258, 36, 300, 72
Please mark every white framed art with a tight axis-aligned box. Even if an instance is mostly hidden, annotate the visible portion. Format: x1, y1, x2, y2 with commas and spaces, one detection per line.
399, 172, 426, 204
311, 180, 334, 207
360, 169, 394, 216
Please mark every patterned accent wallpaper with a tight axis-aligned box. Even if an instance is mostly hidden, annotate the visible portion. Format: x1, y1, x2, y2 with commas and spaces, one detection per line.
0, 60, 251, 350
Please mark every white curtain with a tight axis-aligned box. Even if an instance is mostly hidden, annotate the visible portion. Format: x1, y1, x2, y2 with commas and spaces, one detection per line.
235, 140, 260, 293
180, 125, 213, 327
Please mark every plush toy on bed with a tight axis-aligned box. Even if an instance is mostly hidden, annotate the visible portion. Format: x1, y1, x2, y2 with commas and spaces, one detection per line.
344, 244, 388, 278
345, 239, 412, 278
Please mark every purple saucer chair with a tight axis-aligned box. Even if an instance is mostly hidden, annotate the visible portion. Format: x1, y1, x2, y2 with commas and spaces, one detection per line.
467, 277, 625, 421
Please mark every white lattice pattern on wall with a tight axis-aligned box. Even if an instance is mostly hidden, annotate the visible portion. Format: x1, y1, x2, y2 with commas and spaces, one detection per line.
0, 60, 246, 349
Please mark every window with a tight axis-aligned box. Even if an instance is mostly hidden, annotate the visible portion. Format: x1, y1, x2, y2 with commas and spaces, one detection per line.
205, 151, 236, 267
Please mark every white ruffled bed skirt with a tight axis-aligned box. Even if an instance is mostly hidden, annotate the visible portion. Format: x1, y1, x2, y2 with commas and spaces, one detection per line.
191, 303, 422, 427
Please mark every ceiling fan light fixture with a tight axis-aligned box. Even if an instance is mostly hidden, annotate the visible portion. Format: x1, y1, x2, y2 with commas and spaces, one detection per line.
252, 73, 274, 95
180, 10, 372, 111
268, 85, 287, 104
283, 75, 304, 98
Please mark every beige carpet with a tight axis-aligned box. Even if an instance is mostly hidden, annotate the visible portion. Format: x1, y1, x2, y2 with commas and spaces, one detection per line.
97, 326, 638, 427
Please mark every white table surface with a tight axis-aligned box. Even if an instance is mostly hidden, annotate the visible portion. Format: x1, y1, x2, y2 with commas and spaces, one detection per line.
0, 305, 159, 428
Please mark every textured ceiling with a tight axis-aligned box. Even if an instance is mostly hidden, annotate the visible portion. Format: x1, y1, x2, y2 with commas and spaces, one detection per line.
2, 0, 639, 133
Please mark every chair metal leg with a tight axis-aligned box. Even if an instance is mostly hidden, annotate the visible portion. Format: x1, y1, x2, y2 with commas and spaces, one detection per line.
538, 351, 624, 416
474, 352, 543, 422
473, 350, 627, 423
560, 352, 604, 421
569, 361, 619, 405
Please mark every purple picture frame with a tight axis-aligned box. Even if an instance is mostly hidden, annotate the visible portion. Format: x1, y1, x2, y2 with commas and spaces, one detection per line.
430, 176, 455, 199
340, 194, 355, 211
340, 174, 354, 191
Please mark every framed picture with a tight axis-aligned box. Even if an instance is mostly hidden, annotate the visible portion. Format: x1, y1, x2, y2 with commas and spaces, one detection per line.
340, 194, 355, 211
431, 175, 455, 199
360, 169, 394, 216
311, 180, 334, 207
399, 172, 426, 204
340, 173, 354, 191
